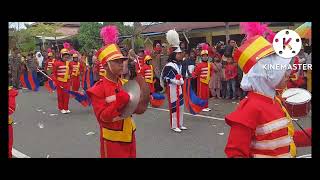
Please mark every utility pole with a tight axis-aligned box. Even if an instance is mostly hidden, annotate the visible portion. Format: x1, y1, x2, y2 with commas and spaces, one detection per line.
225, 22, 230, 43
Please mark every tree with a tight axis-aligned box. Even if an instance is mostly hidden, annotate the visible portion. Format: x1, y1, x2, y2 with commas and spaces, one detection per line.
10, 27, 36, 54
9, 22, 64, 54
27, 23, 63, 50
14, 29, 37, 54
102, 22, 133, 36
225, 22, 230, 43
77, 22, 103, 52
28, 23, 63, 37
125, 22, 157, 50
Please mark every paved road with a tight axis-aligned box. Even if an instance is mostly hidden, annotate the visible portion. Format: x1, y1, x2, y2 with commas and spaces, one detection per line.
11, 87, 311, 158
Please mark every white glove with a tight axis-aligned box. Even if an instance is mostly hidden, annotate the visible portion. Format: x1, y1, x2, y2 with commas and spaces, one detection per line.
170, 78, 184, 86
179, 78, 184, 85
170, 79, 178, 85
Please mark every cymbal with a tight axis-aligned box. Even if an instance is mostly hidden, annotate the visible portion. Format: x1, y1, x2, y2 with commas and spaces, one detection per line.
119, 80, 141, 119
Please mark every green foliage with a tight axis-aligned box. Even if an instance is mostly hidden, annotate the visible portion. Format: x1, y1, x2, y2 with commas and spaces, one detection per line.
135, 36, 145, 49
77, 22, 103, 52
28, 23, 63, 37
102, 22, 133, 36
10, 29, 36, 53
9, 23, 64, 54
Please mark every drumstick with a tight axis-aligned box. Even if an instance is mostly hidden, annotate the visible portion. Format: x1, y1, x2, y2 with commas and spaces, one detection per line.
37, 68, 64, 89
292, 120, 311, 140
283, 92, 299, 99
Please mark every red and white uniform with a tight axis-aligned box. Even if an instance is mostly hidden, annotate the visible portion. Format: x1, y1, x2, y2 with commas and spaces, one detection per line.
52, 60, 72, 110
70, 61, 83, 91
135, 56, 145, 74
192, 62, 213, 108
45, 58, 55, 75
94, 61, 107, 80
225, 92, 311, 158
8, 86, 18, 158
140, 64, 155, 93
86, 78, 136, 158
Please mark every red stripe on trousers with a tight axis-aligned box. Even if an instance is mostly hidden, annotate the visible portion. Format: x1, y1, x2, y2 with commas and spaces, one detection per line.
166, 86, 173, 128
9, 125, 13, 158
176, 82, 180, 128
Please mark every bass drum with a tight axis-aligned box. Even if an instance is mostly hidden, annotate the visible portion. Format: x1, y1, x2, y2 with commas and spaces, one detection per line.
134, 74, 150, 114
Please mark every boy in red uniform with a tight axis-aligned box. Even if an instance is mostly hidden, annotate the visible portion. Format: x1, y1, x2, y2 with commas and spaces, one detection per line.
52, 43, 73, 114
140, 50, 156, 93
70, 51, 83, 91
94, 60, 107, 80
225, 57, 238, 100
225, 22, 311, 158
86, 25, 136, 158
192, 43, 213, 112
8, 86, 18, 158
44, 49, 55, 75
135, 48, 145, 74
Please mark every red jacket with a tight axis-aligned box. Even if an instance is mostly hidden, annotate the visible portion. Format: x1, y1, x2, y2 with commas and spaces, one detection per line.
225, 92, 311, 158
94, 61, 107, 79
45, 58, 56, 72
140, 64, 154, 84
52, 60, 73, 83
70, 61, 83, 77
9, 87, 18, 115
135, 56, 145, 74
86, 78, 136, 143
192, 61, 213, 84
225, 63, 237, 80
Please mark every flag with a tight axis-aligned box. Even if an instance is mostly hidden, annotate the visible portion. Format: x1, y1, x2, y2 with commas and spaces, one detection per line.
82, 67, 94, 91
183, 78, 207, 114
150, 92, 165, 107
152, 92, 165, 100
44, 79, 56, 93
19, 71, 39, 91
66, 90, 91, 107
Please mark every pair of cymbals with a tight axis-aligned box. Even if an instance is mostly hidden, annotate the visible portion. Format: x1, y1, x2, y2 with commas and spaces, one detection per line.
119, 80, 141, 119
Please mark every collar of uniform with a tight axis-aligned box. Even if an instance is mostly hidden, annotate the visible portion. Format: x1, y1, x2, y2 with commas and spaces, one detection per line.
103, 76, 121, 85
247, 91, 275, 104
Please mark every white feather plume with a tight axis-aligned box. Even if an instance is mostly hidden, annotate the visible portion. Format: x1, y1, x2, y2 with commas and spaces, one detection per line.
166, 29, 180, 47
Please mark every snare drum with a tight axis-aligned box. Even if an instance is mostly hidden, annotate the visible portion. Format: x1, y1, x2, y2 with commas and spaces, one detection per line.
282, 88, 311, 118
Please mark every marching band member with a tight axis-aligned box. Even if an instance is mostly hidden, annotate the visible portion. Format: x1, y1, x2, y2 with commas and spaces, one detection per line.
161, 29, 187, 133
44, 48, 55, 75
8, 86, 18, 158
140, 50, 156, 93
192, 43, 214, 112
225, 22, 311, 158
86, 25, 136, 158
94, 60, 107, 80
70, 50, 83, 91
135, 48, 145, 74
52, 43, 73, 114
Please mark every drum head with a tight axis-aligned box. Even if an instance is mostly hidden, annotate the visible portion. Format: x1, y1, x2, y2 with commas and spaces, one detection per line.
282, 88, 311, 104
119, 80, 141, 119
